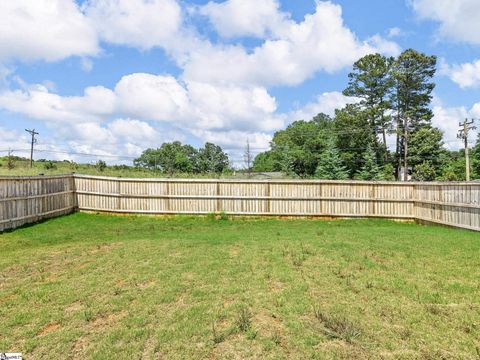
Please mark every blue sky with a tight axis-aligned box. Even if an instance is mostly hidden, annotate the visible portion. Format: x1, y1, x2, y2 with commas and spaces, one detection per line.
0, 0, 479, 165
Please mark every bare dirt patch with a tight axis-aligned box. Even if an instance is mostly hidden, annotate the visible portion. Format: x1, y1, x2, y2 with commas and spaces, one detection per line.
90, 310, 127, 329
38, 323, 61, 336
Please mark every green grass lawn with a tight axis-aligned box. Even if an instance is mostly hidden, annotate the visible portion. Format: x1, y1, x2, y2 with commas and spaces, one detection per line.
0, 214, 479, 359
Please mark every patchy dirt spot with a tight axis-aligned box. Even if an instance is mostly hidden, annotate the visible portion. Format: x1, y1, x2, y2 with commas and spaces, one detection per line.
71, 336, 89, 358
230, 245, 240, 257
90, 310, 127, 329
142, 336, 163, 359
268, 280, 285, 293
254, 310, 284, 338
65, 301, 83, 313
137, 280, 156, 289
38, 323, 61, 336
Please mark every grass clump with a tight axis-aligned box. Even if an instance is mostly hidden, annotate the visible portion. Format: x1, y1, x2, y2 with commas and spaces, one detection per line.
313, 305, 361, 343
235, 307, 252, 332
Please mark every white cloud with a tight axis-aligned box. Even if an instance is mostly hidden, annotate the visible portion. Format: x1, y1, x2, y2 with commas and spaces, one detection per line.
115, 73, 190, 122
290, 91, 358, 121
387, 27, 403, 38
430, 95, 475, 149
83, 0, 183, 50
107, 118, 161, 145
365, 35, 401, 56
411, 0, 480, 44
442, 59, 480, 88
199, 0, 290, 39
186, 82, 283, 131
80, 58, 94, 72
0, 84, 116, 123
0, 0, 98, 62
183, 1, 399, 86
0, 73, 285, 150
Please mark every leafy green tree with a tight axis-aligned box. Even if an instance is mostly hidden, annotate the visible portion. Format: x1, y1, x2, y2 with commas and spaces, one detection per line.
334, 104, 376, 178
265, 113, 334, 177
408, 125, 445, 177
134, 148, 159, 170
134, 142, 198, 174
413, 161, 437, 181
252, 151, 278, 172
472, 133, 480, 179
197, 143, 229, 173
314, 140, 349, 180
391, 49, 437, 180
343, 53, 394, 161
95, 160, 107, 172
355, 145, 384, 180
381, 163, 396, 181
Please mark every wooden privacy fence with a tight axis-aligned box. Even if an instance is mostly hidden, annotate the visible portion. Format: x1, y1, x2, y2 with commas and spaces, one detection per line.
0, 175, 76, 232
1, 174, 479, 232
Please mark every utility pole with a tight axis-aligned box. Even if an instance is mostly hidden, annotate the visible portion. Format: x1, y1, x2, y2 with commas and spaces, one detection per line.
403, 116, 409, 182
25, 128, 39, 168
457, 119, 476, 181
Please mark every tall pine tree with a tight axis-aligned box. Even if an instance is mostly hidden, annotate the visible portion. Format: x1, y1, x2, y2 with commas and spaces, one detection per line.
355, 145, 384, 180
391, 49, 436, 180
343, 53, 394, 162
315, 140, 349, 180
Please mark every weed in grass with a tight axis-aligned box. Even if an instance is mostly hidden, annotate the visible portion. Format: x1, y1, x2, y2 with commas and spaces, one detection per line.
271, 332, 282, 346
425, 304, 443, 316
211, 321, 225, 344
113, 287, 122, 296
236, 307, 252, 332
313, 305, 361, 343
206, 212, 216, 221
83, 308, 94, 323
246, 328, 258, 340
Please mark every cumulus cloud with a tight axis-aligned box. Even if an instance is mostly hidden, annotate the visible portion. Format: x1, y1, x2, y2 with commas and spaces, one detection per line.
0, 0, 98, 62
0, 84, 116, 123
430, 95, 476, 149
442, 59, 480, 88
0, 0, 406, 159
289, 91, 358, 121
184, 1, 399, 86
0, 73, 285, 150
199, 0, 290, 39
115, 73, 190, 122
83, 0, 183, 50
411, 0, 480, 44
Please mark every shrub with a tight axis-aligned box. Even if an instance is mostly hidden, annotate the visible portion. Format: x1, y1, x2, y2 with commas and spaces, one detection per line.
95, 160, 107, 172
44, 161, 57, 170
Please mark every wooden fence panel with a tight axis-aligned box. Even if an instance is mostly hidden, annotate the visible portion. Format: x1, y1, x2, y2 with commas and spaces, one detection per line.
414, 183, 480, 231
1, 175, 479, 232
0, 175, 76, 232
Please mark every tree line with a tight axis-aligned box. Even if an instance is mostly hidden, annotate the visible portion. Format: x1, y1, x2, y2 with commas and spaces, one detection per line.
134, 141, 229, 174
253, 49, 480, 181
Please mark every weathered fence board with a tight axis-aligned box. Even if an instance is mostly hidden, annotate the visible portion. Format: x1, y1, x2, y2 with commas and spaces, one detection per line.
0, 175, 76, 232
1, 174, 479, 232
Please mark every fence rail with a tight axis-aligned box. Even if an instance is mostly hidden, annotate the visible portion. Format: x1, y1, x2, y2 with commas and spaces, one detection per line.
1, 174, 479, 232
0, 175, 76, 232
